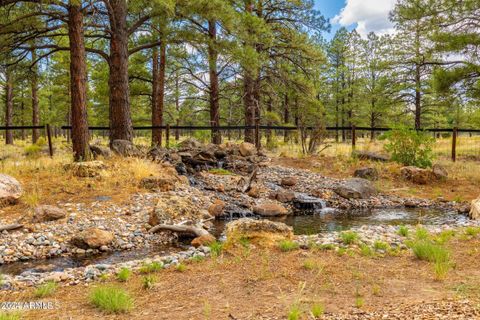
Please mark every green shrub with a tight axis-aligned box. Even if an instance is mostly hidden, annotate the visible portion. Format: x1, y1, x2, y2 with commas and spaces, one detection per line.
278, 240, 300, 252
142, 275, 156, 290
117, 268, 132, 282
411, 241, 450, 263
139, 261, 163, 274
382, 127, 434, 168
176, 263, 187, 272
340, 231, 359, 245
398, 225, 409, 237
34, 281, 58, 298
89, 286, 134, 313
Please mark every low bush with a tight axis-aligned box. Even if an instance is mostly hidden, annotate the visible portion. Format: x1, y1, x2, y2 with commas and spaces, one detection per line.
397, 225, 409, 237
89, 286, 134, 314
382, 127, 434, 168
209, 241, 224, 257
411, 241, 450, 263
139, 261, 163, 274
142, 275, 156, 290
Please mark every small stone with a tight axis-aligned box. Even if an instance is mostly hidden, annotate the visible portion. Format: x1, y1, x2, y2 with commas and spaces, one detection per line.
208, 199, 226, 217
253, 202, 289, 217
281, 176, 298, 187
191, 234, 216, 248
33, 205, 66, 223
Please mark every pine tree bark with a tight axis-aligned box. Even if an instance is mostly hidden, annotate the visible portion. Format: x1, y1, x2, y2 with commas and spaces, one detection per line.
5, 67, 14, 145
152, 41, 165, 146
208, 19, 221, 145
283, 93, 289, 143
68, 2, 91, 161
31, 49, 40, 143
243, 0, 256, 143
107, 0, 133, 144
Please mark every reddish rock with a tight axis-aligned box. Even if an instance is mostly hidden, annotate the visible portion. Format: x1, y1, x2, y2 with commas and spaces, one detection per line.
253, 202, 289, 216
281, 176, 298, 187
191, 234, 216, 248
71, 228, 114, 249
275, 190, 295, 203
208, 199, 226, 217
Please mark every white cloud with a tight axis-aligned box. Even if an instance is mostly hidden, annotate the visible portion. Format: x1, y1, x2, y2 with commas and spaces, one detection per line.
332, 0, 397, 37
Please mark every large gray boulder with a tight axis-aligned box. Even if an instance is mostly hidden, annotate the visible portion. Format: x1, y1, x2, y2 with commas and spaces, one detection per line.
90, 145, 112, 159
334, 178, 377, 199
0, 174, 23, 206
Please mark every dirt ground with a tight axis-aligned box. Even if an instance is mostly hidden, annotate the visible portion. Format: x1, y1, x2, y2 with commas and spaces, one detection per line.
4, 238, 479, 320
272, 155, 480, 202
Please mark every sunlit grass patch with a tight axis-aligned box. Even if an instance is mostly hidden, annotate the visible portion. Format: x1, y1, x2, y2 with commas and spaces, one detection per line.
0, 312, 22, 320
89, 286, 134, 314
340, 231, 359, 245
116, 268, 132, 282
278, 240, 299, 252
138, 261, 163, 274
34, 281, 58, 298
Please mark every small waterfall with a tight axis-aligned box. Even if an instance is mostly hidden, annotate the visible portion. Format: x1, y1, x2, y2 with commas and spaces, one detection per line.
293, 193, 327, 213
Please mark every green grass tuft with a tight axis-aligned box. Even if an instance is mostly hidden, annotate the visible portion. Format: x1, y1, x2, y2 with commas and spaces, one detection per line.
0, 312, 22, 320
287, 304, 302, 320
373, 241, 389, 251
359, 243, 374, 257
142, 275, 156, 290
340, 231, 359, 245
89, 286, 134, 314
139, 261, 163, 274
176, 263, 187, 272
34, 281, 58, 298
411, 241, 450, 263
116, 268, 132, 282
209, 241, 224, 257
415, 227, 430, 240
465, 227, 480, 237
310, 303, 325, 318
397, 225, 409, 237
278, 240, 300, 252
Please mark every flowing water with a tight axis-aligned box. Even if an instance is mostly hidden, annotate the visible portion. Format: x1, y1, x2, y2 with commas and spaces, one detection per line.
0, 207, 466, 276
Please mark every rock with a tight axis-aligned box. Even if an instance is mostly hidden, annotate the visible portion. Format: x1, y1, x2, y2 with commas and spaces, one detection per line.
247, 185, 261, 198
226, 218, 293, 247
208, 199, 226, 217
281, 176, 298, 187
0, 174, 23, 206
354, 167, 379, 181
90, 145, 112, 159
334, 178, 377, 199
191, 234, 216, 248
353, 151, 390, 162
140, 176, 176, 192
400, 166, 436, 185
432, 164, 448, 180
64, 161, 107, 178
149, 195, 205, 226
253, 201, 289, 216
470, 198, 480, 220
239, 142, 256, 157
274, 190, 296, 203
178, 138, 201, 150
71, 228, 114, 249
111, 140, 140, 157
33, 205, 66, 222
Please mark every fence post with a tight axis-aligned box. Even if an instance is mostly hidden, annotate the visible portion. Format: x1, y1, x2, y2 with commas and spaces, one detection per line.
166, 124, 170, 149
45, 124, 54, 157
255, 123, 260, 150
452, 127, 457, 162
351, 125, 356, 152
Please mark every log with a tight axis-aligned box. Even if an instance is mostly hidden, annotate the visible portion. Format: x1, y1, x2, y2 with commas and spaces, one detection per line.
0, 224, 23, 232
149, 224, 211, 237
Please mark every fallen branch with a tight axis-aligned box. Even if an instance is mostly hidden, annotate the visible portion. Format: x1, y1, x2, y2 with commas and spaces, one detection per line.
0, 224, 23, 232
237, 166, 258, 193
149, 224, 211, 238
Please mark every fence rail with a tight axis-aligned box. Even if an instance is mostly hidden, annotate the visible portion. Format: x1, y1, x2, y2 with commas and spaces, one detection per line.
2, 124, 480, 162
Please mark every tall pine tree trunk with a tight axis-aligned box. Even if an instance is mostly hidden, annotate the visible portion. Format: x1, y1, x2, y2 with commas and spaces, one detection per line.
152, 41, 165, 146
175, 69, 180, 141
208, 19, 221, 145
414, 63, 421, 130
151, 48, 159, 146
68, 2, 91, 161
21, 94, 26, 140
283, 93, 289, 143
108, 0, 133, 144
5, 67, 13, 145
243, 0, 256, 143
31, 49, 40, 143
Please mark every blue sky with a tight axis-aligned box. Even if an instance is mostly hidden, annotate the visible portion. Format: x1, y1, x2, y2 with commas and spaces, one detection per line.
314, 0, 397, 40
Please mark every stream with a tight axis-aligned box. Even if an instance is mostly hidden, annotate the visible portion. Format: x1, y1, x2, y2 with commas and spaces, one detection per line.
0, 207, 466, 276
